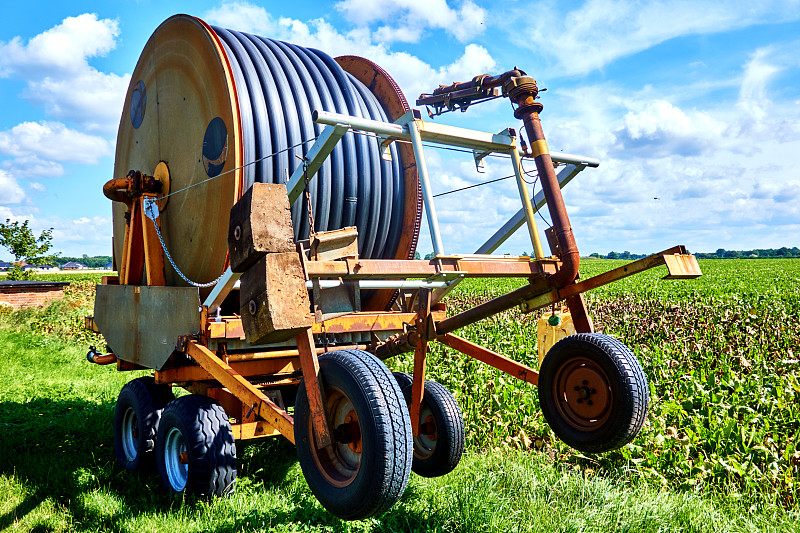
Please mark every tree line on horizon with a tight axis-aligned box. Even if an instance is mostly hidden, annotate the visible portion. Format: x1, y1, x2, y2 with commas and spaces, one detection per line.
410, 248, 800, 261
587, 247, 800, 260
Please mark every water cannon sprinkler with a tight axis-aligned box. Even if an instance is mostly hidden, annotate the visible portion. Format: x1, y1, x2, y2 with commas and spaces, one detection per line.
416, 68, 545, 118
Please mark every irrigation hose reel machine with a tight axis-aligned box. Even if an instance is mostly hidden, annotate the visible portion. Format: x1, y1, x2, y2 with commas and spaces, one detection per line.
87, 14, 702, 520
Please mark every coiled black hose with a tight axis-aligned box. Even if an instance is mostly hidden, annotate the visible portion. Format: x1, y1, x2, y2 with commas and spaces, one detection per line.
212, 27, 405, 260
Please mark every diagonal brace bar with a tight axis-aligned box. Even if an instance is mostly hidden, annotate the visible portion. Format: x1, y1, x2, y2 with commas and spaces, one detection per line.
185, 340, 296, 444
519, 246, 701, 313
475, 164, 584, 254
287, 123, 350, 204
438, 333, 538, 385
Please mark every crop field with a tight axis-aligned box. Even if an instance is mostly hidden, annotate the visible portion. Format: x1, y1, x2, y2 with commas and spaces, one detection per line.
408, 260, 800, 502
1, 259, 799, 531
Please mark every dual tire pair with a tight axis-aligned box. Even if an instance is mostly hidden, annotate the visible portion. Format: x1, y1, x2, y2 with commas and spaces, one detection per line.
291, 350, 464, 518
113, 377, 236, 497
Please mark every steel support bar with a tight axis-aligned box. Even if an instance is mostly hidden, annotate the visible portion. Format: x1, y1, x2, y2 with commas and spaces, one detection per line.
155, 357, 300, 383
410, 289, 431, 437
534, 151, 599, 168
232, 421, 281, 440
438, 333, 538, 385
475, 164, 583, 254
305, 279, 451, 289
312, 311, 445, 334
315, 110, 599, 165
406, 117, 445, 256
120, 199, 144, 285
305, 258, 558, 279
203, 267, 242, 313
519, 246, 700, 313
286, 123, 350, 204
435, 277, 552, 335
315, 109, 515, 153
509, 148, 545, 259
185, 340, 296, 443
296, 329, 333, 448
141, 194, 166, 286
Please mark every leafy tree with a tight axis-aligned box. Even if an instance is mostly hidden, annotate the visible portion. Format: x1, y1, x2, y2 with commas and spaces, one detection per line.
607, 251, 620, 259
0, 219, 57, 280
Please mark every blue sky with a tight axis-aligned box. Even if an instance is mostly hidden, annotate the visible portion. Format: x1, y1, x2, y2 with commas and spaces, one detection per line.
1, 0, 799, 259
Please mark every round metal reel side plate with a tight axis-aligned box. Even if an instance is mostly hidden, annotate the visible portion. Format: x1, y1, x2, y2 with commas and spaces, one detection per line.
113, 15, 242, 291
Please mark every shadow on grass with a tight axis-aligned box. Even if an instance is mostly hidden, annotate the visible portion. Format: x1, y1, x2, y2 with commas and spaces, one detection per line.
0, 395, 305, 531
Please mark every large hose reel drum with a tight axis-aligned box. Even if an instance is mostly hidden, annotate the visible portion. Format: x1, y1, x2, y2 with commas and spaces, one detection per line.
113, 14, 421, 309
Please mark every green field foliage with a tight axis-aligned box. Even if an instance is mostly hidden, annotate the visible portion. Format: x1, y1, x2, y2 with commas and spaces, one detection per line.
389, 259, 800, 505
1, 260, 799, 531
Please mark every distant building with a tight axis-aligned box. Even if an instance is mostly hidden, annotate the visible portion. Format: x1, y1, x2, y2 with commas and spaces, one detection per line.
23, 264, 55, 271
0, 261, 12, 271
104, 262, 114, 270
62, 261, 88, 270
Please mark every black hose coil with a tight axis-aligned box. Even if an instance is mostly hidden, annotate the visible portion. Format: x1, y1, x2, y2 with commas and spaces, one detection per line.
213, 27, 406, 260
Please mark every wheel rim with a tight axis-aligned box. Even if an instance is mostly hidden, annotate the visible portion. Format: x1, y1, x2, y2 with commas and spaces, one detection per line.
413, 406, 437, 460
309, 386, 362, 487
164, 426, 188, 491
121, 407, 139, 462
552, 356, 613, 431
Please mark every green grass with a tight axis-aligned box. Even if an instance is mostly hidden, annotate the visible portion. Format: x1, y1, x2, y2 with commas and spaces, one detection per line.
0, 326, 797, 532
1, 260, 799, 531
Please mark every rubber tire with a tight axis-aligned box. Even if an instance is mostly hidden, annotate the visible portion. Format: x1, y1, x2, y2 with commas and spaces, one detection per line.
538, 333, 648, 453
392, 371, 413, 391
402, 380, 465, 478
294, 349, 412, 520
156, 395, 237, 497
113, 376, 175, 471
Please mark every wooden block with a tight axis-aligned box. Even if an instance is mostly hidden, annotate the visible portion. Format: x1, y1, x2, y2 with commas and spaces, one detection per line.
228, 183, 295, 273
240, 252, 312, 344
310, 226, 359, 261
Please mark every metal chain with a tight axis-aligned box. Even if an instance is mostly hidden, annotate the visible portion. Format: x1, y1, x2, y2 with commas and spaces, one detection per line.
302, 160, 316, 238
144, 199, 224, 288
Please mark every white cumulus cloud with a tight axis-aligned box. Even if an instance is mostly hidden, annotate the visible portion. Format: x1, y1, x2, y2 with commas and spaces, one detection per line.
203, 1, 279, 35
614, 100, 726, 157
0, 121, 112, 165
0, 13, 129, 134
335, 0, 487, 42
522, 0, 800, 76
1, 155, 64, 179
0, 170, 25, 205
203, 3, 496, 101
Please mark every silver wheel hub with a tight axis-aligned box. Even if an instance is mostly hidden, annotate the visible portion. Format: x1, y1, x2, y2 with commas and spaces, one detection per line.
164, 426, 188, 491
121, 407, 139, 462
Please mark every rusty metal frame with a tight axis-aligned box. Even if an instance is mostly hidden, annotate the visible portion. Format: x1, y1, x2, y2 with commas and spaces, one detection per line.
182, 339, 296, 444
518, 246, 701, 314
438, 333, 538, 385
409, 289, 432, 437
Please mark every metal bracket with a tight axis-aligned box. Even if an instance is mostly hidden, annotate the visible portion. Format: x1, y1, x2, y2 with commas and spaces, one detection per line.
378, 136, 398, 161
473, 149, 490, 173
